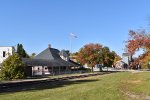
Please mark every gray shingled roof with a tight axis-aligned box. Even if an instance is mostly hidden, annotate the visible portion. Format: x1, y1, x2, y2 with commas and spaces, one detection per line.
68, 60, 82, 66
23, 48, 77, 67
34, 48, 61, 60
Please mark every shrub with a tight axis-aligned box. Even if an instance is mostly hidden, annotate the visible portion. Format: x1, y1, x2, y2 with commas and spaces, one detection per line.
0, 53, 25, 80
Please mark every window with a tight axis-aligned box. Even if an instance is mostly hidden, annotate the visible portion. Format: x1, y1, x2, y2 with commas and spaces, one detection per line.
3, 51, 6, 57
45, 67, 48, 70
37, 67, 40, 70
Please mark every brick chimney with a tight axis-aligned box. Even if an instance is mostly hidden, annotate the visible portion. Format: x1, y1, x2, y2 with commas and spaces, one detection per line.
48, 44, 51, 48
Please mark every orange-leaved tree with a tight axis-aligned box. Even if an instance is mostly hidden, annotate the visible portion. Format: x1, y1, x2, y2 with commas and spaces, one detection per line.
77, 43, 103, 72
126, 30, 150, 55
126, 30, 150, 68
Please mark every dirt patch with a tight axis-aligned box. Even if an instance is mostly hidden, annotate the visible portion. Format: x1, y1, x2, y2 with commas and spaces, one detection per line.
120, 90, 150, 100
127, 80, 142, 84
120, 79, 149, 99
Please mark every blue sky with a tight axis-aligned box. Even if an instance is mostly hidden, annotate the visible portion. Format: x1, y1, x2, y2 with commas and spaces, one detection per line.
0, 0, 150, 56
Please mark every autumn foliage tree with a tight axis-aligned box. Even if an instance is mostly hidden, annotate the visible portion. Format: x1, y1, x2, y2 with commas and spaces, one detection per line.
126, 30, 150, 68
113, 52, 121, 65
77, 43, 116, 71
101, 47, 115, 67
77, 43, 103, 72
126, 30, 150, 55
135, 51, 150, 68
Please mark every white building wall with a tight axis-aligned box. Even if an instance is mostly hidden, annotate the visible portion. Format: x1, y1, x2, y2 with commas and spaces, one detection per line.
32, 66, 50, 76
60, 55, 69, 61
32, 66, 43, 75
0, 47, 14, 64
122, 56, 128, 65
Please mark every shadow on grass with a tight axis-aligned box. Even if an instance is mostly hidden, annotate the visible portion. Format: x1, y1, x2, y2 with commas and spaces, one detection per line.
0, 79, 99, 94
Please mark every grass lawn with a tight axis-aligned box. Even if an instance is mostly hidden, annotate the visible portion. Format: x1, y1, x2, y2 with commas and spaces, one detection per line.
0, 72, 150, 100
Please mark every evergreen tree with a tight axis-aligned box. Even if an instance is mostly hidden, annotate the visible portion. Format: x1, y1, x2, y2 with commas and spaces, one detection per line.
17, 43, 29, 58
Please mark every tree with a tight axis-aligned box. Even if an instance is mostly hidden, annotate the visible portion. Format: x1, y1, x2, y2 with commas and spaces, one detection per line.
30, 53, 36, 58
109, 51, 116, 66
77, 43, 103, 72
113, 51, 121, 65
0, 53, 25, 80
101, 47, 115, 69
17, 43, 29, 58
126, 30, 150, 68
126, 30, 150, 55
134, 51, 150, 68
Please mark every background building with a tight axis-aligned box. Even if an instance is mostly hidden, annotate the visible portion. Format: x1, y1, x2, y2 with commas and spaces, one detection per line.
122, 53, 132, 65
59, 50, 70, 61
0, 46, 15, 67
